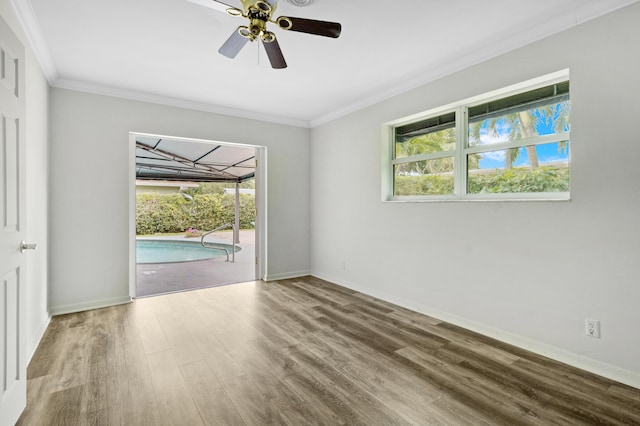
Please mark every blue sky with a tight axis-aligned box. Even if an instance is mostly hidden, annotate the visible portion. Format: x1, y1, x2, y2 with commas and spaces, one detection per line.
474, 107, 569, 169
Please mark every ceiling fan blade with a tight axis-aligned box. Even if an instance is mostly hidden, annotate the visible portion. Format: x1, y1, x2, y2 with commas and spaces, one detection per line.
184, 0, 241, 15
262, 38, 287, 69
219, 29, 250, 58
277, 16, 341, 38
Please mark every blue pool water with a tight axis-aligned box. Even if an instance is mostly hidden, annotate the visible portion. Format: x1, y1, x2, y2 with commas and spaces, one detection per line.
136, 240, 240, 264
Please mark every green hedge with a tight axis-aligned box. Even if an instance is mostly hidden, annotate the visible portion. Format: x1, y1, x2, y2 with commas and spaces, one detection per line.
395, 167, 569, 196
136, 193, 256, 235
468, 167, 569, 194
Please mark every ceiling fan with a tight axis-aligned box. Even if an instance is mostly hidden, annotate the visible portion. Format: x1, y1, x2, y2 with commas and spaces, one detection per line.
187, 0, 342, 69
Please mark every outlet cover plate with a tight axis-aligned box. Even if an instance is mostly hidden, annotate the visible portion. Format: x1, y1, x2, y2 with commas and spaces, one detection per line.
585, 318, 601, 338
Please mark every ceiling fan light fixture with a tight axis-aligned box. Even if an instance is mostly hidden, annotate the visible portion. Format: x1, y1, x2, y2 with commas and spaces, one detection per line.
238, 26, 252, 39
227, 8, 243, 17
262, 31, 276, 43
255, 1, 272, 13
285, 0, 317, 7
276, 16, 293, 30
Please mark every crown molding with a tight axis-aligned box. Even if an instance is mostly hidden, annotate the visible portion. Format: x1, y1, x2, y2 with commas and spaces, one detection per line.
10, 0, 58, 83
53, 78, 311, 128
11, 0, 638, 129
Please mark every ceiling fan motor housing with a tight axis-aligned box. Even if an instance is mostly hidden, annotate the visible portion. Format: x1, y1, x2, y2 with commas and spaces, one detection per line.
245, 2, 272, 40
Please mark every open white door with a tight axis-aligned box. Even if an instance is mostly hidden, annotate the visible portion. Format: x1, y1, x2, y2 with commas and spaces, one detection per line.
0, 14, 28, 426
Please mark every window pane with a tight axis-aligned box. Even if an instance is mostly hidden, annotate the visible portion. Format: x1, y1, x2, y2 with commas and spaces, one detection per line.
395, 113, 456, 159
467, 142, 570, 194
468, 88, 570, 148
394, 158, 454, 196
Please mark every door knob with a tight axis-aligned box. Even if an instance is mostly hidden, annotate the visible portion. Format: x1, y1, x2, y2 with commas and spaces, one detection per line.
20, 241, 37, 253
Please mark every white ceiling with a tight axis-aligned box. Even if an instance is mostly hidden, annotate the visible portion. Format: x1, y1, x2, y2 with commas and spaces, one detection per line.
14, 0, 639, 127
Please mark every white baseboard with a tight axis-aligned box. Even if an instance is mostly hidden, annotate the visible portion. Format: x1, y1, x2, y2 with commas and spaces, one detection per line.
310, 271, 640, 390
49, 295, 132, 316
264, 270, 310, 281
27, 315, 51, 363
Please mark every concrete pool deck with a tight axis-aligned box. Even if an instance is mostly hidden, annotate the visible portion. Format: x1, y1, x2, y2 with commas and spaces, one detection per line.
136, 229, 256, 297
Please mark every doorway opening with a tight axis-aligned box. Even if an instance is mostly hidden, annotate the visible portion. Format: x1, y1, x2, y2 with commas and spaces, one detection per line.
128, 133, 267, 298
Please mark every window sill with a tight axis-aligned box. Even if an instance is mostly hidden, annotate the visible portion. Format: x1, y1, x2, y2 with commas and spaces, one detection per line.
384, 193, 571, 203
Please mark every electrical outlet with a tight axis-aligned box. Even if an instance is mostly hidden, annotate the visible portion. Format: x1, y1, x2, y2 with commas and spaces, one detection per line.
585, 319, 601, 338
341, 259, 346, 270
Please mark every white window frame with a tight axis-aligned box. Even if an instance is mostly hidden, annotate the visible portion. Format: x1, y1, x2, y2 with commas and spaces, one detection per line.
382, 70, 571, 202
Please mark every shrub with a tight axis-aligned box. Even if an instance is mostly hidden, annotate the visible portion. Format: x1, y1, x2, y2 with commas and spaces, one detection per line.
136, 193, 256, 235
395, 167, 569, 196
468, 167, 569, 194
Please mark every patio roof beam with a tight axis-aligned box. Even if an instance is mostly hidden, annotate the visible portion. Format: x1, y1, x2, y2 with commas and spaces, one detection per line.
136, 164, 240, 182
192, 146, 222, 164
136, 142, 238, 180
137, 175, 241, 183
216, 155, 256, 173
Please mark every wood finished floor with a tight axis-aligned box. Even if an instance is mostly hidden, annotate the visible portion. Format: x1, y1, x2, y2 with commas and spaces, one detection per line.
19, 277, 640, 425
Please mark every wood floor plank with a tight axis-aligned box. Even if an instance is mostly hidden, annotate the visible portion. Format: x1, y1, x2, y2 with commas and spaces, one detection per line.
608, 383, 640, 411
80, 314, 120, 414
284, 344, 413, 426
257, 280, 321, 310
156, 309, 204, 366
509, 357, 640, 425
113, 303, 143, 345
135, 299, 171, 355
196, 332, 245, 383
280, 368, 362, 425
301, 331, 442, 424
114, 340, 163, 425
229, 345, 305, 409
80, 347, 118, 415
146, 349, 204, 425
180, 360, 247, 426
20, 276, 640, 425
279, 402, 347, 426
44, 315, 93, 395
27, 318, 74, 380
285, 279, 363, 307
312, 305, 406, 353
394, 346, 535, 425
426, 395, 508, 426
342, 302, 450, 353
40, 385, 84, 426
77, 405, 123, 426
223, 376, 290, 425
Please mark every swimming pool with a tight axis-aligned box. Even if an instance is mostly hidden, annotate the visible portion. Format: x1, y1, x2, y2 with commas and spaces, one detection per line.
136, 240, 240, 264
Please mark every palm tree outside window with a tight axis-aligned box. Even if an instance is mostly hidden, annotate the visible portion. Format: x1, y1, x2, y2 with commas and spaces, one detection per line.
388, 72, 570, 201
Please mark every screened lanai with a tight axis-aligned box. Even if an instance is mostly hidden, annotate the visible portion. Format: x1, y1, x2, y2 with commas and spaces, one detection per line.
135, 135, 257, 243
134, 135, 259, 296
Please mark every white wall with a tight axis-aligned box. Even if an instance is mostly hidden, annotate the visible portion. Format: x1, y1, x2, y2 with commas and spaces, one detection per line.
310, 3, 640, 387
49, 89, 310, 313
0, 0, 50, 360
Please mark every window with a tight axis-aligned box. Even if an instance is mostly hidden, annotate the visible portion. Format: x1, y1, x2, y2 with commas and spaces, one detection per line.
385, 72, 570, 201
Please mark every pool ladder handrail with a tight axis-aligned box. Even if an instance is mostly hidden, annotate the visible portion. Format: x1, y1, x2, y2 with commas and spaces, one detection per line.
200, 223, 235, 263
